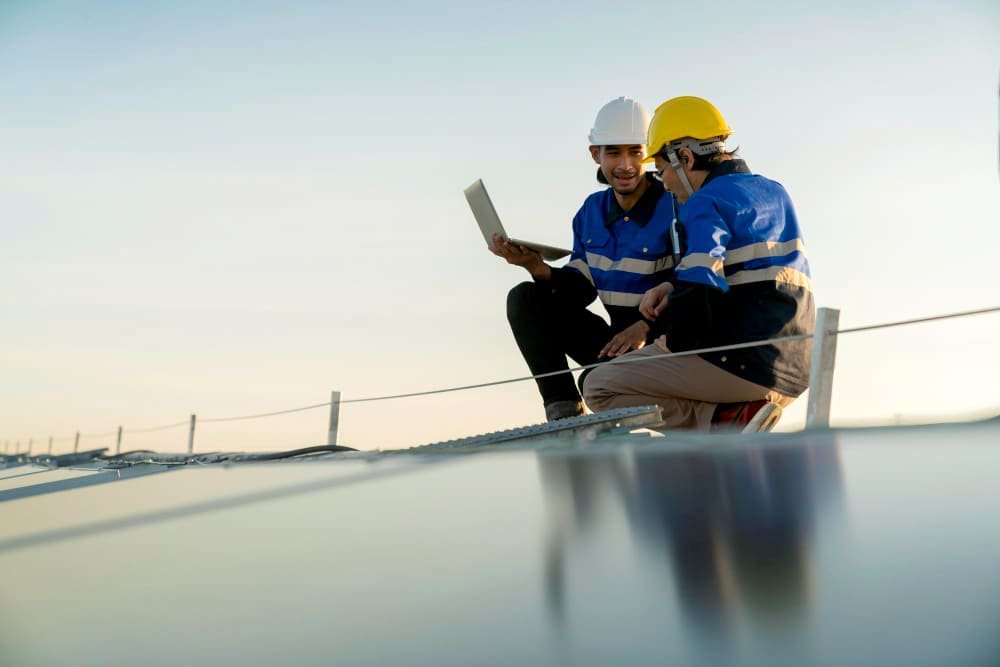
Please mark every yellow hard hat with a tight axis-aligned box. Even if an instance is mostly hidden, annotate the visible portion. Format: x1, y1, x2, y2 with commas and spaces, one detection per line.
646, 96, 733, 158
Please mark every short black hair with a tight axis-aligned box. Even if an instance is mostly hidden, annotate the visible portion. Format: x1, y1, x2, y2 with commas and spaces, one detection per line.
596, 167, 608, 184
690, 147, 739, 171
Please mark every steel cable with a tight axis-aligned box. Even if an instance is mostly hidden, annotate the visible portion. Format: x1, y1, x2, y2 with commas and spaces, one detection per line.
8, 305, 998, 440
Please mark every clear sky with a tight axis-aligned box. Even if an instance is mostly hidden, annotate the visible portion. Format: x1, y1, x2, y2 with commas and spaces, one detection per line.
2, 0, 998, 452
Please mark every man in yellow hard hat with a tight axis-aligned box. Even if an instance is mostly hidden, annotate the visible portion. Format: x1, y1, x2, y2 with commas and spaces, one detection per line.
582, 96, 816, 431
492, 97, 680, 421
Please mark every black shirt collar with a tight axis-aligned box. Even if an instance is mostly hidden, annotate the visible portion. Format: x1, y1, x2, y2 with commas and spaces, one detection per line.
605, 173, 664, 227
701, 158, 751, 188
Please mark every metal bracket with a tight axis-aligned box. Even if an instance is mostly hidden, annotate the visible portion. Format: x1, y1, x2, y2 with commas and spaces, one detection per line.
408, 405, 664, 452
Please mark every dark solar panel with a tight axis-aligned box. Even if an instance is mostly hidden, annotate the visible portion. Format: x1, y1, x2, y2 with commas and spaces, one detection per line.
1, 421, 998, 666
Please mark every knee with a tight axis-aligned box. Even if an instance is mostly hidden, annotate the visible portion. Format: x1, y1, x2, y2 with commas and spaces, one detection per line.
506, 281, 544, 323
581, 366, 617, 412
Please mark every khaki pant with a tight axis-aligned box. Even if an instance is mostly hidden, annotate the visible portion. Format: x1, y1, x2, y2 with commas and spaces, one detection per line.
582, 337, 795, 431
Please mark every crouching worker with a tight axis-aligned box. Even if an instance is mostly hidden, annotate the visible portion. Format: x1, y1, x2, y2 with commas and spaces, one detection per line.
582, 96, 816, 431
493, 97, 679, 421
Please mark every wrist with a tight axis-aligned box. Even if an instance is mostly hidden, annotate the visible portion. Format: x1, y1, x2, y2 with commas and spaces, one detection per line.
529, 262, 552, 282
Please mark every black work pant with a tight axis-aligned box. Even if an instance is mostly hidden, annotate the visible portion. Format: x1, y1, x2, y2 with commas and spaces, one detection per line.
506, 281, 613, 406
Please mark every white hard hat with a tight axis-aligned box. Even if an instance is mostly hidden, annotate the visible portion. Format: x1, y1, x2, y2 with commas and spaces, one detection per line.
588, 96, 650, 146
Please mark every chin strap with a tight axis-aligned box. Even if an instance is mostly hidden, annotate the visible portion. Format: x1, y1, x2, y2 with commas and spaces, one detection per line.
666, 147, 695, 197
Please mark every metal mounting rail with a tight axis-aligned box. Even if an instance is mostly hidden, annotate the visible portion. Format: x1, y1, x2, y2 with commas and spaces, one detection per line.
10, 448, 110, 469
407, 405, 664, 453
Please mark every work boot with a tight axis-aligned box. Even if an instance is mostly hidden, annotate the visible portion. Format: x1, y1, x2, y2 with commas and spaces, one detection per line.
711, 400, 782, 432
545, 400, 585, 422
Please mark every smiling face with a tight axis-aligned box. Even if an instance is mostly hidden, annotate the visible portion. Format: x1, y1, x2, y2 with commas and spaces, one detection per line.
590, 144, 646, 196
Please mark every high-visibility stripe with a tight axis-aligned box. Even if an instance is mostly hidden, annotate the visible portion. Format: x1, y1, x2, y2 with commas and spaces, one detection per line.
677, 252, 724, 275
566, 258, 593, 283
727, 266, 813, 291
597, 289, 643, 307
585, 251, 675, 275
725, 239, 806, 265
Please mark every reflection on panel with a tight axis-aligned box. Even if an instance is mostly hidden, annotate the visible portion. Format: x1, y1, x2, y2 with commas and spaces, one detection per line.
538, 435, 844, 639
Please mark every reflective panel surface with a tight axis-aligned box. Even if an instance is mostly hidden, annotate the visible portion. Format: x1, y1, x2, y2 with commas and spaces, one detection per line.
1, 422, 998, 666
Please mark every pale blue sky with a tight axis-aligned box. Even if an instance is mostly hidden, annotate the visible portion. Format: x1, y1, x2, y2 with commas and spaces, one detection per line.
2, 1, 998, 451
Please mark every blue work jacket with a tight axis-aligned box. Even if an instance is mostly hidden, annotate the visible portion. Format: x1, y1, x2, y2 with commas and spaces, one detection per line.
658, 160, 815, 396
552, 174, 678, 332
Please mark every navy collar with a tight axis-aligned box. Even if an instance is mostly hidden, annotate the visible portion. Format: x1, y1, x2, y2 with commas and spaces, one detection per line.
701, 158, 751, 188
605, 173, 664, 227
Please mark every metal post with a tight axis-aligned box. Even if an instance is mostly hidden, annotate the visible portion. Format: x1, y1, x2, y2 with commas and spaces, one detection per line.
48, 436, 53, 454
28, 439, 33, 455
327, 391, 341, 446
187, 414, 197, 453
116, 426, 123, 455
806, 307, 840, 429
15, 441, 20, 454
74, 432, 80, 453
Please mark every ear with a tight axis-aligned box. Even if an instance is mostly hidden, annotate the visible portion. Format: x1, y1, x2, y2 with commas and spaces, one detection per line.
678, 147, 695, 170
589, 146, 602, 164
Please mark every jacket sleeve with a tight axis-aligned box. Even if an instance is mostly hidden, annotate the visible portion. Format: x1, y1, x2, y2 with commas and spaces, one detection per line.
672, 195, 730, 292
651, 194, 730, 348
546, 208, 598, 309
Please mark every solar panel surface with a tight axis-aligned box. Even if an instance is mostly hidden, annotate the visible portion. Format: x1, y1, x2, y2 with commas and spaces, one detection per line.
1, 421, 998, 666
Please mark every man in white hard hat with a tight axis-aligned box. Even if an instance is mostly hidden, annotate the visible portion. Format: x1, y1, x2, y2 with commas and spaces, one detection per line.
492, 97, 680, 421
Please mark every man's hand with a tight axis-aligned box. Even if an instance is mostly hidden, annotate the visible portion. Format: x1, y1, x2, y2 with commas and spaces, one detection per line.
639, 282, 674, 320
490, 233, 551, 281
599, 320, 649, 359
